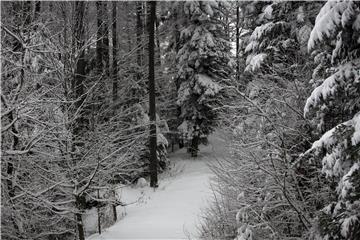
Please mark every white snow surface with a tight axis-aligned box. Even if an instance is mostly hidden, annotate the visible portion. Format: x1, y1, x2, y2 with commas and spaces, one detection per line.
87, 132, 228, 240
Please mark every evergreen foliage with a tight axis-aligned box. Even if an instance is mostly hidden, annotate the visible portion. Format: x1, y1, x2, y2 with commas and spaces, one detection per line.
303, 1, 360, 239
1, 1, 359, 239
175, 1, 232, 157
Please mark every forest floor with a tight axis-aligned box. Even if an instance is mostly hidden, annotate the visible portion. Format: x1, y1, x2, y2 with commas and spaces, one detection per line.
87, 132, 227, 240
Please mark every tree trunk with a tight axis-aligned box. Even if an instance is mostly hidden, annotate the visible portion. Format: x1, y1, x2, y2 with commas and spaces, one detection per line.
6, 100, 21, 236
148, 1, 158, 188
96, 2, 104, 73
97, 189, 101, 234
125, 2, 132, 53
4, 2, 29, 237
75, 196, 85, 240
73, 0, 87, 164
73, 2, 87, 239
112, 1, 118, 105
102, 2, 109, 76
34, 1, 41, 20
190, 135, 199, 158
236, 4, 240, 83
112, 193, 117, 222
136, 1, 143, 81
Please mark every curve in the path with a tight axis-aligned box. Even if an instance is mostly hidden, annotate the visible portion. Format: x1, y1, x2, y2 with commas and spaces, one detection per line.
87, 133, 226, 240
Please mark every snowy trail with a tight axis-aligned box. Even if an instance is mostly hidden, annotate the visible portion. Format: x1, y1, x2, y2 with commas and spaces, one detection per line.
87, 133, 226, 240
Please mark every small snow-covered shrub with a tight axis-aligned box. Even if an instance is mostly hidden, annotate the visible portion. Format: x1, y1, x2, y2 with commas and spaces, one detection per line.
136, 178, 148, 188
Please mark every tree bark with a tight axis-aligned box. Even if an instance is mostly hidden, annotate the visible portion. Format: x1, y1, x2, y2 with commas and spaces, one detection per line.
112, 1, 118, 104
136, 1, 143, 81
112, 190, 117, 222
190, 135, 200, 157
34, 1, 41, 20
97, 189, 101, 234
236, 4, 240, 83
75, 196, 85, 240
96, 2, 104, 73
73, 2, 87, 239
4, 2, 29, 237
148, 1, 158, 188
102, 2, 109, 75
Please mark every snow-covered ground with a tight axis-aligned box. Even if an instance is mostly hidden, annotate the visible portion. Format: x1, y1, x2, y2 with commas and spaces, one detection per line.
87, 132, 227, 240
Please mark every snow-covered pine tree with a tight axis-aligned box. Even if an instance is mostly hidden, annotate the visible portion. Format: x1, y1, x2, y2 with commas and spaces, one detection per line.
303, 1, 360, 239
200, 2, 323, 240
176, 1, 232, 157
243, 1, 316, 74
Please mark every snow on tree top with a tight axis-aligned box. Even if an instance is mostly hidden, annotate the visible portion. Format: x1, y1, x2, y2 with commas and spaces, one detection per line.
178, 120, 188, 134
308, 1, 357, 51
245, 53, 267, 72
351, 112, 360, 145
341, 214, 359, 239
304, 60, 360, 117
195, 74, 221, 97
304, 112, 359, 178
353, 14, 360, 32
157, 133, 169, 147
245, 21, 288, 55
263, 4, 273, 20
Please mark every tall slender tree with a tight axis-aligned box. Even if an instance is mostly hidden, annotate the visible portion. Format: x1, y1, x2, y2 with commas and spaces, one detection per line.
103, 2, 109, 76
72, 2, 87, 239
235, 3, 241, 82
148, 0, 158, 188
136, 1, 143, 72
112, 1, 118, 104
96, 2, 104, 73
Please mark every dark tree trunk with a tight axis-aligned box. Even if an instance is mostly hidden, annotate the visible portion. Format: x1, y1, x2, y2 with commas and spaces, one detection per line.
4, 2, 29, 237
75, 196, 85, 240
73, 2, 87, 239
110, 0, 118, 202
34, 1, 41, 20
73, 4, 86, 137
102, 2, 109, 75
236, 4, 240, 83
190, 135, 200, 158
112, 192, 117, 222
96, 2, 104, 73
97, 189, 101, 234
125, 2, 132, 53
148, 1, 158, 188
6, 103, 21, 236
112, 1, 118, 105
136, 1, 143, 81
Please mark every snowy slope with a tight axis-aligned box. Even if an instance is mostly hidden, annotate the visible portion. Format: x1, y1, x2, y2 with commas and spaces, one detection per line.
87, 132, 227, 240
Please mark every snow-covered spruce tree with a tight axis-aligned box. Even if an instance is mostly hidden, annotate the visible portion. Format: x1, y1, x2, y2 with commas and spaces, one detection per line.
200, 2, 326, 240
302, 1, 360, 239
233, 2, 317, 239
176, 1, 232, 157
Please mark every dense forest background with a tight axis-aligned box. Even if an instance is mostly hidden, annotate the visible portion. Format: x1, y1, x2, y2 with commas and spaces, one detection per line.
1, 1, 359, 240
